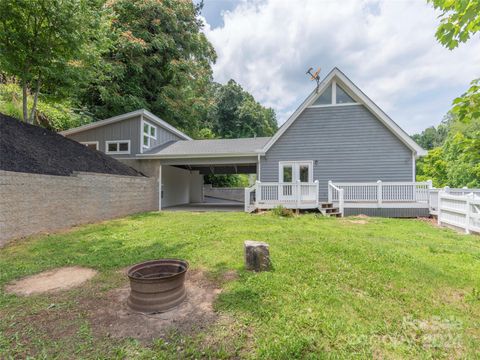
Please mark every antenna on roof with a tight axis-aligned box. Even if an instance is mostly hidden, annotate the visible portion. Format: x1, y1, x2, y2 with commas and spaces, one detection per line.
306, 67, 321, 92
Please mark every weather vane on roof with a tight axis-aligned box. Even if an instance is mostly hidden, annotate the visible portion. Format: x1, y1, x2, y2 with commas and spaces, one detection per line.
306, 67, 321, 92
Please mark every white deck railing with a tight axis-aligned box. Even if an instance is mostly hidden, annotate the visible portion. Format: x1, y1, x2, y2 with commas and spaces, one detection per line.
327, 181, 344, 216
438, 192, 480, 234
244, 182, 258, 212
245, 181, 319, 211
245, 179, 480, 225
329, 180, 432, 204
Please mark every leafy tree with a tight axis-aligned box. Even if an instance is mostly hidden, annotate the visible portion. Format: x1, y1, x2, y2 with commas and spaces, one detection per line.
419, 0, 480, 187
451, 78, 480, 124
0, 0, 108, 123
0, 81, 91, 131
418, 127, 480, 188
416, 147, 448, 186
204, 174, 250, 188
429, 0, 480, 49
81, 0, 216, 135
212, 80, 277, 138
411, 114, 451, 150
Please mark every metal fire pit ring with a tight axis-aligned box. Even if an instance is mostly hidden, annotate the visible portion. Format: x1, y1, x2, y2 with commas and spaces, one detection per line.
127, 259, 189, 313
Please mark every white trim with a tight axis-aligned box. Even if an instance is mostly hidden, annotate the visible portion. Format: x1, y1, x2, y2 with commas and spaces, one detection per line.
332, 79, 337, 104
105, 140, 131, 155
60, 109, 191, 141
262, 68, 427, 157
308, 103, 361, 108
140, 113, 144, 154
278, 160, 314, 183
80, 141, 99, 150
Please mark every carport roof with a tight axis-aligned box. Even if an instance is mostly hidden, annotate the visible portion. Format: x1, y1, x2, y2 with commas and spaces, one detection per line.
139, 137, 271, 158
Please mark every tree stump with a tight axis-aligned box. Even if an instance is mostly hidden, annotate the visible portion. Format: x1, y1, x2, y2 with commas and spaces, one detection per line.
244, 240, 270, 271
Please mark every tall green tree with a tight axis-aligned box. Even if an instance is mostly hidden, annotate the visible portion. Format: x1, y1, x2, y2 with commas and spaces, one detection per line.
419, 0, 480, 187
81, 0, 216, 135
211, 80, 277, 138
412, 114, 451, 150
0, 0, 109, 123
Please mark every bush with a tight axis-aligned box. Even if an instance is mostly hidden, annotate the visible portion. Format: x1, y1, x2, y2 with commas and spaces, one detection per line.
271, 205, 294, 217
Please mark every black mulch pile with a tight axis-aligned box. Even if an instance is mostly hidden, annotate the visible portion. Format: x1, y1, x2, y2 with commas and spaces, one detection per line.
0, 113, 143, 177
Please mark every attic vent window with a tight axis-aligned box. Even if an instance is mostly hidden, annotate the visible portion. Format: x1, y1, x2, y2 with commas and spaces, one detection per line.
335, 84, 355, 104
312, 81, 356, 106
143, 122, 157, 149
313, 84, 332, 105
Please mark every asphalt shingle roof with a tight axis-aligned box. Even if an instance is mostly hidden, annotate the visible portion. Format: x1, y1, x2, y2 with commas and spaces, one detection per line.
143, 137, 271, 157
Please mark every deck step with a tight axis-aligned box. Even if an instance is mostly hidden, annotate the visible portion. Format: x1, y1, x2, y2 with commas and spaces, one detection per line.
320, 202, 333, 208
318, 206, 342, 217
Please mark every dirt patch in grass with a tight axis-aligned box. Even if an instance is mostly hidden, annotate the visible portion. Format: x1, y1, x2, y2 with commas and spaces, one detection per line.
85, 269, 222, 342
342, 215, 370, 225
221, 269, 239, 282
5, 267, 98, 296
416, 217, 441, 228
0, 269, 225, 357
347, 219, 368, 224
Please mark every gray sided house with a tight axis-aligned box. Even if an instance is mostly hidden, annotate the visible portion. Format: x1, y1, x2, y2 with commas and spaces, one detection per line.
61, 68, 428, 216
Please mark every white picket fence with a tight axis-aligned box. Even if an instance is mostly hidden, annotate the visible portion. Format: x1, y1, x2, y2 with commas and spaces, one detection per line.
437, 191, 480, 234
429, 188, 480, 215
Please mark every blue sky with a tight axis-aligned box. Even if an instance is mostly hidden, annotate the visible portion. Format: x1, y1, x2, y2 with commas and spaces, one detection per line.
197, 0, 480, 134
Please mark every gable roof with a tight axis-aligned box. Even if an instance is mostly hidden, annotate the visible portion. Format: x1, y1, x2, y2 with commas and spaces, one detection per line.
138, 137, 270, 159
262, 68, 427, 156
60, 109, 192, 141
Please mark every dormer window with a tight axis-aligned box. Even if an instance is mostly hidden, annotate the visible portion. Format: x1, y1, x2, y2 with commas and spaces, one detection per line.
312, 81, 356, 106
143, 122, 157, 149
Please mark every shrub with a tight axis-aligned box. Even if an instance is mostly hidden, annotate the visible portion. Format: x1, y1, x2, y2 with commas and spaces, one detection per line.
271, 205, 294, 217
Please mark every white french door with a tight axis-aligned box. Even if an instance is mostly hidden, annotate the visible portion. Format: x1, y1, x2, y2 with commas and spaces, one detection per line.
278, 161, 313, 201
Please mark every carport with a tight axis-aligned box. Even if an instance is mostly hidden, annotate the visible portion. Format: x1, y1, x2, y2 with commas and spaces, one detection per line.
136, 137, 270, 210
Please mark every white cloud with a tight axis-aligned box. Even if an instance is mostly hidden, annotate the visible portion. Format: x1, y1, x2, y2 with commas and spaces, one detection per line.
202, 0, 480, 134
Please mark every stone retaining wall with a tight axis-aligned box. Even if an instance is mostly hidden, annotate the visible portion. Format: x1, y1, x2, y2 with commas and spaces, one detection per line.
0, 170, 157, 246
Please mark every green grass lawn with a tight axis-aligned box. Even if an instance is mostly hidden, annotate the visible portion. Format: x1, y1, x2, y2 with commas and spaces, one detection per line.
1, 212, 480, 359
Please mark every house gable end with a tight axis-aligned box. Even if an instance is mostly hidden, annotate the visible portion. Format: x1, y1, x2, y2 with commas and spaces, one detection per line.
262, 68, 426, 157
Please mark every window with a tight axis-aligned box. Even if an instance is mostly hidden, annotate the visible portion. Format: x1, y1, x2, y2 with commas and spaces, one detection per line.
282, 165, 293, 182
299, 164, 310, 182
142, 122, 157, 150
312, 84, 332, 105
279, 161, 313, 183
335, 84, 355, 104
80, 141, 99, 151
105, 140, 130, 154
311, 81, 356, 106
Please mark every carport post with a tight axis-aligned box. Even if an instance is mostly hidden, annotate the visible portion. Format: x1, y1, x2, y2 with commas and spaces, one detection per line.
158, 164, 162, 211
